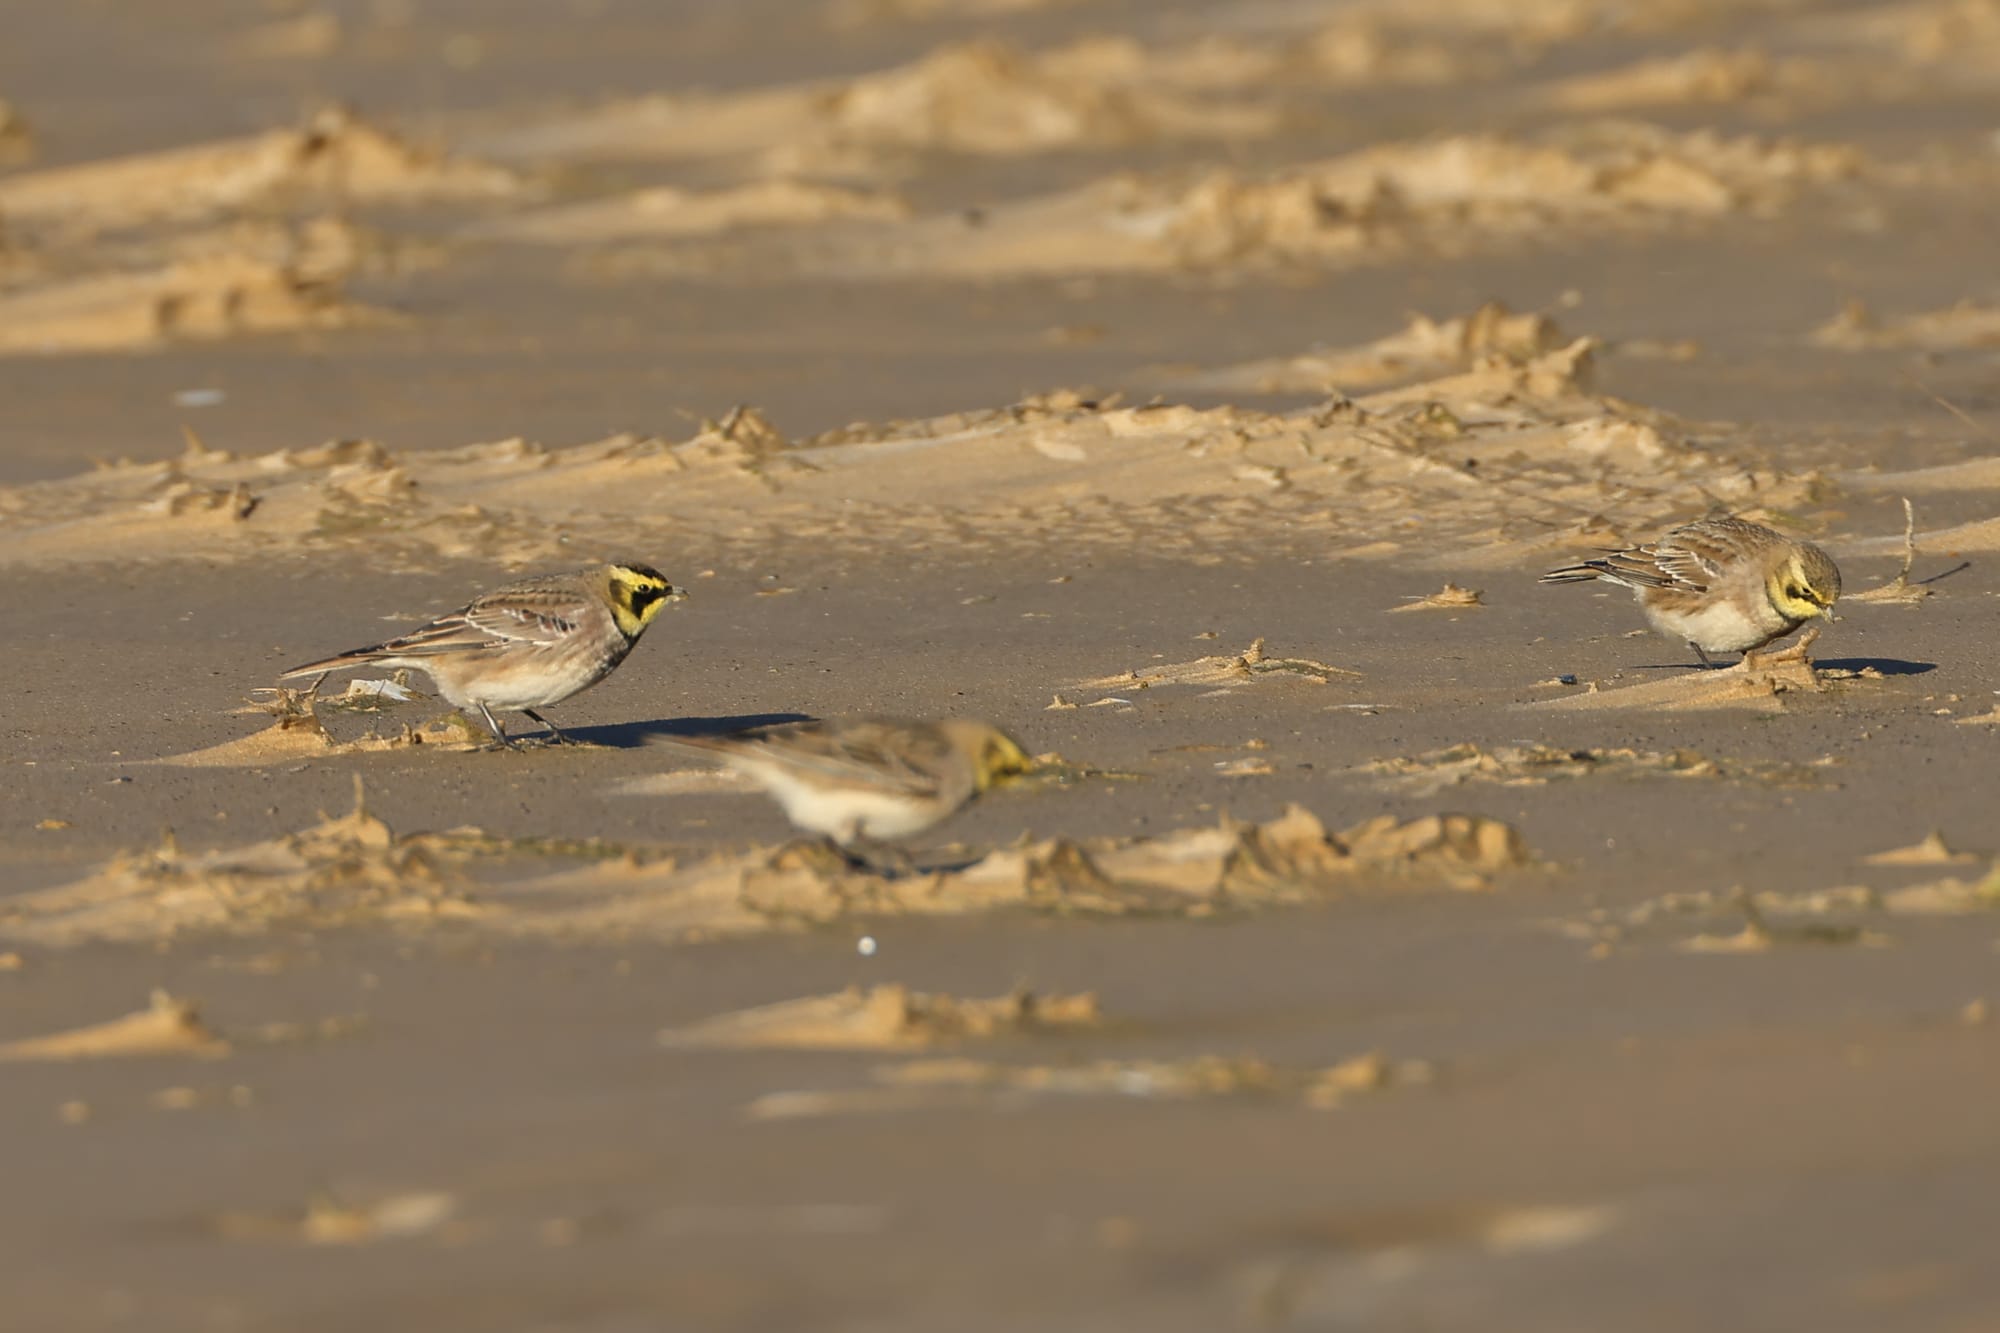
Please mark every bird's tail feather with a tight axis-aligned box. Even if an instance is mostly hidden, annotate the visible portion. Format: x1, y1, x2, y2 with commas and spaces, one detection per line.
276, 646, 393, 679
1538, 562, 1611, 585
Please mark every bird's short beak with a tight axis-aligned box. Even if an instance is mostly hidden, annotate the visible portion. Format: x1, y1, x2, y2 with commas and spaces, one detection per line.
667, 586, 690, 604
1821, 604, 1839, 622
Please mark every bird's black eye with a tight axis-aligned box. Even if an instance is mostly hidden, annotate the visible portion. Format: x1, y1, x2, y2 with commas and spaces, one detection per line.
626, 583, 663, 614
1785, 584, 1805, 601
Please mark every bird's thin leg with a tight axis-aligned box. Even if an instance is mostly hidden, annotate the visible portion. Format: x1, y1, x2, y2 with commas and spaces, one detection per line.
1689, 641, 1718, 670
522, 708, 573, 745
476, 702, 517, 749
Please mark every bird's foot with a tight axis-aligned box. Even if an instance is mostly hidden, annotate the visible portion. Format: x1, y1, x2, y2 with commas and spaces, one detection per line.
473, 705, 519, 751
521, 709, 577, 745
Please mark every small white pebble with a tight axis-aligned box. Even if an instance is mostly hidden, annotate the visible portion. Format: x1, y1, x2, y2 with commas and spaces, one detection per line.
856, 936, 877, 957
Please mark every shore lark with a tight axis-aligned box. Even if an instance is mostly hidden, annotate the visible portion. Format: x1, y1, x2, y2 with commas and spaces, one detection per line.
1540, 514, 1840, 665
666, 717, 1033, 850
279, 562, 684, 745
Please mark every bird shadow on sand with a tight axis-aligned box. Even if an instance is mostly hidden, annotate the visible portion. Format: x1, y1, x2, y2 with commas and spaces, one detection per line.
562, 713, 814, 749
1815, 657, 1936, 677
1625, 660, 1730, 672
1624, 656, 1935, 675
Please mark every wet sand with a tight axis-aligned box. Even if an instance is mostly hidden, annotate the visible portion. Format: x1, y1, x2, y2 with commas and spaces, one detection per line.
4, 1, 2000, 1328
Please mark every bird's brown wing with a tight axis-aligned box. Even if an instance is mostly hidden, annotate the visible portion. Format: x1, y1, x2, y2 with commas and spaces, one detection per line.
455, 593, 585, 646
1593, 534, 1726, 593
676, 720, 949, 797
278, 589, 583, 676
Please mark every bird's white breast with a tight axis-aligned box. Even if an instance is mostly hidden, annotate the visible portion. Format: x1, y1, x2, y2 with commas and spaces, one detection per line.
1642, 594, 1783, 653
746, 766, 939, 842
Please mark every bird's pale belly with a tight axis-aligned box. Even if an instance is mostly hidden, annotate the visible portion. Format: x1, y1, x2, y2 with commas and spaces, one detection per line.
434, 644, 627, 711
752, 771, 941, 842
1643, 596, 1789, 653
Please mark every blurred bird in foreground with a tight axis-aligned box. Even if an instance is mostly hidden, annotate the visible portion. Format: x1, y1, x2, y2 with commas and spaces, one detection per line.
664, 716, 1033, 865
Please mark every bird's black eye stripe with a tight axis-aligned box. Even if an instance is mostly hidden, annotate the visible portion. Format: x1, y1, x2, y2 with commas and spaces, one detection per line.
626, 583, 665, 615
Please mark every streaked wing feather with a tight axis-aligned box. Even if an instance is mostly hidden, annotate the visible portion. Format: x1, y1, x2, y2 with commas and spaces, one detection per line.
353, 612, 505, 658
459, 598, 584, 647
682, 724, 946, 797
1632, 540, 1712, 588
1593, 539, 1720, 592
277, 613, 502, 674
279, 574, 596, 676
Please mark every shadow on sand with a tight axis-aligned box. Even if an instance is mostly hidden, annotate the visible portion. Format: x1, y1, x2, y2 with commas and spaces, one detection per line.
1626, 656, 1936, 676
561, 713, 815, 749
1815, 658, 1936, 677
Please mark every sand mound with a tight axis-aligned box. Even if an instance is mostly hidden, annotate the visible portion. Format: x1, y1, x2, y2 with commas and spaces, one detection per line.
1521, 641, 1827, 714
476, 37, 1277, 172
1849, 457, 2000, 495
0, 107, 517, 236
0, 793, 1529, 948
1072, 638, 1361, 694
1300, 17, 1504, 86
661, 985, 1101, 1050
0, 96, 30, 165
1825, 467, 2000, 556
468, 180, 909, 245
217, 1191, 457, 1246
1363, 743, 1837, 797
1128, 122, 1862, 264
1571, 862, 2000, 955
1812, 299, 2000, 351
1863, 831, 1979, 866
1389, 583, 1486, 612
749, 1049, 1427, 1119
1540, 48, 1876, 112
160, 708, 480, 769
594, 121, 1873, 280
0, 252, 377, 354
0, 990, 230, 1061
0, 783, 502, 946
1269, 0, 1602, 44
1168, 302, 1569, 394
0, 215, 400, 354
0, 340, 1831, 571
511, 804, 1528, 943
801, 37, 1277, 160
1806, 0, 2000, 69
826, 0, 1084, 25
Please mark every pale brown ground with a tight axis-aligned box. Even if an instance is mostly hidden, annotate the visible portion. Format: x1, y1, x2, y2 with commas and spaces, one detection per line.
5, 1, 2000, 1329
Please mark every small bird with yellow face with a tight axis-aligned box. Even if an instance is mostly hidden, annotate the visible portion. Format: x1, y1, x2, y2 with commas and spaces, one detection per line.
1540, 513, 1840, 666
665, 716, 1033, 854
278, 561, 684, 745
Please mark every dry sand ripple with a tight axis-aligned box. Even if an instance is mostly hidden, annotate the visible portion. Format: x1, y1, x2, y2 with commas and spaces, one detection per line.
0, 334, 1839, 571
0, 786, 1529, 949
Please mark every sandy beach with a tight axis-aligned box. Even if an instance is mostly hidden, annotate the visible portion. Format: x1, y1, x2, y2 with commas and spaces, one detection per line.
4, 1, 2000, 1328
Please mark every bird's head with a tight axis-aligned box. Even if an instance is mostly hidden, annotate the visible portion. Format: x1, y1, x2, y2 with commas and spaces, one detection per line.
602, 562, 686, 638
1765, 543, 1842, 623
942, 721, 1035, 791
